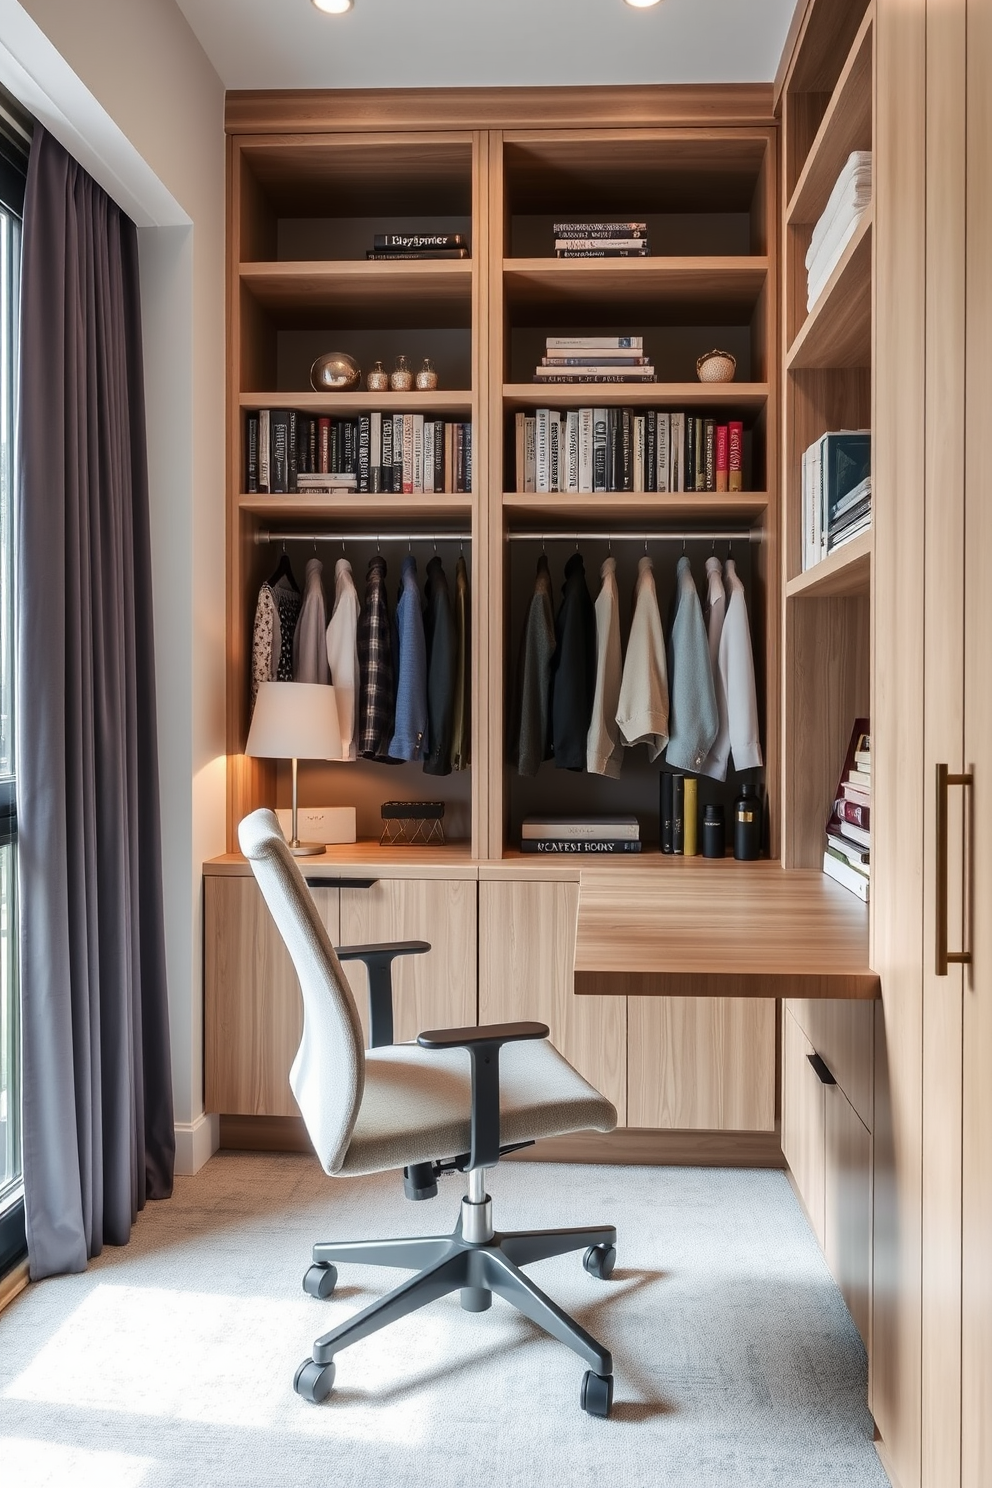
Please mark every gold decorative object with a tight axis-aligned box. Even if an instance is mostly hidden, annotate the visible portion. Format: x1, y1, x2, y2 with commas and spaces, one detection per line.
416, 357, 439, 391
366, 359, 390, 392
309, 351, 362, 391
696, 349, 737, 383
390, 354, 413, 391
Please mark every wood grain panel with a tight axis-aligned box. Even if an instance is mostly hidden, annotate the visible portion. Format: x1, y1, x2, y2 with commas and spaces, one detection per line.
627, 996, 776, 1131
788, 8, 874, 225
502, 257, 768, 323
785, 531, 871, 599
871, 0, 927, 1475
204, 876, 339, 1116
782, 1007, 825, 1243
507, 1126, 786, 1168
788, 997, 874, 1130
824, 1084, 873, 1348
339, 879, 477, 1046
478, 879, 626, 1122
787, 212, 872, 369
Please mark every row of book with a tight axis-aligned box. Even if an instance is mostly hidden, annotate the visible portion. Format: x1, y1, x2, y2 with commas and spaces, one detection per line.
514, 408, 745, 494
532, 333, 657, 385
553, 221, 651, 260
520, 816, 642, 854
823, 719, 870, 902
365, 232, 470, 262
801, 430, 871, 570
245, 410, 473, 495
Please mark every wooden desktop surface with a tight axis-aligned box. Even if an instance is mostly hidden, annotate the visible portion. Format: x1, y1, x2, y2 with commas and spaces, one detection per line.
573, 859, 879, 1000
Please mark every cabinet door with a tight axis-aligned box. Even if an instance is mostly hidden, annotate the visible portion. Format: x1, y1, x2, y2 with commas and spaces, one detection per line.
824, 1085, 872, 1350
339, 878, 477, 1045
478, 879, 626, 1122
627, 996, 776, 1132
204, 875, 340, 1116
781, 1008, 825, 1245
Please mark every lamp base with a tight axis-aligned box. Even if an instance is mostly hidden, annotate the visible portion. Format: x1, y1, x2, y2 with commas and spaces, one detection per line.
289, 841, 325, 857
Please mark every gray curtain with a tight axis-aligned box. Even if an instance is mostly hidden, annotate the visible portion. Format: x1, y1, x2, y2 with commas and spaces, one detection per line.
17, 128, 174, 1279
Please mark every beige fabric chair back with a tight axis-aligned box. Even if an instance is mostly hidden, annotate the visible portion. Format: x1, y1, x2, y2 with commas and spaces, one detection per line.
238, 809, 366, 1174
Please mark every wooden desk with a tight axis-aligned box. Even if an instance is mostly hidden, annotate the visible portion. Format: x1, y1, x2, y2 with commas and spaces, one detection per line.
573, 859, 879, 1000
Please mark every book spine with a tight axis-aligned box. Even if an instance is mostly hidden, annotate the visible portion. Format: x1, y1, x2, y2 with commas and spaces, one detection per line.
464, 423, 473, 493
644, 411, 657, 493
660, 771, 674, 854
287, 410, 299, 492
715, 424, 729, 493
608, 409, 621, 492
834, 797, 871, 829
536, 408, 550, 492
365, 248, 469, 260
656, 412, 670, 493
683, 778, 698, 857
270, 411, 289, 494
369, 410, 382, 493
633, 414, 645, 493
532, 371, 657, 382
357, 413, 371, 493
553, 237, 649, 250
672, 775, 685, 855
593, 409, 608, 492
578, 407, 594, 494
541, 355, 649, 367
694, 417, 706, 491
519, 839, 643, 854
545, 335, 643, 349
685, 414, 696, 494
307, 418, 317, 475
402, 415, 414, 494
392, 415, 404, 493
422, 417, 434, 494
373, 233, 466, 249
566, 410, 580, 494
552, 223, 647, 238
245, 412, 259, 493
434, 420, 445, 493
524, 416, 537, 493
258, 409, 270, 493
728, 421, 743, 492
522, 822, 641, 840
670, 412, 685, 491
380, 413, 394, 493
555, 248, 652, 258
296, 413, 311, 477
704, 418, 716, 492
444, 423, 454, 493
549, 413, 561, 493
515, 411, 526, 493
342, 420, 355, 475
412, 414, 425, 493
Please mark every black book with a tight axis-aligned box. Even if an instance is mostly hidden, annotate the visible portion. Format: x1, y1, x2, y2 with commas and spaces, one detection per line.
380, 414, 394, 493
694, 417, 706, 492
392, 414, 404, 493
660, 771, 674, 854
645, 410, 657, 493
357, 413, 371, 493
308, 417, 317, 475
331, 421, 342, 474
295, 414, 311, 477
593, 409, 608, 492
434, 419, 445, 492
607, 408, 620, 492
373, 233, 467, 250
520, 839, 643, 854
270, 410, 290, 494
703, 417, 716, 492
672, 774, 685, 856
287, 410, 299, 492
245, 412, 259, 493
685, 415, 697, 493
621, 407, 634, 492
463, 423, 473, 493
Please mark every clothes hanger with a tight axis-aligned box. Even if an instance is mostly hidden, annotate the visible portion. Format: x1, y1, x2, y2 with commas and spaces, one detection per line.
268, 543, 300, 592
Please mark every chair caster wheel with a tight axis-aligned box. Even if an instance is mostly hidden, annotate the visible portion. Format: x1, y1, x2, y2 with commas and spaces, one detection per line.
294, 1358, 335, 1404
583, 1244, 616, 1281
302, 1263, 338, 1299
580, 1370, 614, 1418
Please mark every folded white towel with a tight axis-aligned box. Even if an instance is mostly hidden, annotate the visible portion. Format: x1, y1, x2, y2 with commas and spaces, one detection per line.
807, 150, 872, 268
807, 204, 869, 310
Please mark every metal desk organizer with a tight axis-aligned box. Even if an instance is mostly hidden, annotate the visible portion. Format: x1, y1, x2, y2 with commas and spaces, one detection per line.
380, 800, 446, 846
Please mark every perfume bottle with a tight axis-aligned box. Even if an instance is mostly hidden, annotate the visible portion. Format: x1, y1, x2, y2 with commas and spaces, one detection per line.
390, 355, 413, 391
702, 803, 726, 858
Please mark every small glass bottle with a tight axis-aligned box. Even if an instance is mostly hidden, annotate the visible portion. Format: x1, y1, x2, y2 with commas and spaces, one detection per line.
733, 782, 762, 861
416, 356, 439, 391
702, 803, 726, 859
390, 354, 413, 391
366, 359, 389, 392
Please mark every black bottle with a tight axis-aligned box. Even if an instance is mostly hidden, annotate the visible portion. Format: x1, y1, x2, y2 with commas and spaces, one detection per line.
733, 782, 762, 861
702, 803, 726, 859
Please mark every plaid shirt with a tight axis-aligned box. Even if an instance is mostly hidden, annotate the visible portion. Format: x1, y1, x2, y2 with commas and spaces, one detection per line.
357, 555, 395, 758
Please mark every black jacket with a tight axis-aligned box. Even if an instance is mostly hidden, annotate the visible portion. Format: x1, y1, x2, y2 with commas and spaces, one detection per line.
423, 554, 457, 776
551, 552, 597, 770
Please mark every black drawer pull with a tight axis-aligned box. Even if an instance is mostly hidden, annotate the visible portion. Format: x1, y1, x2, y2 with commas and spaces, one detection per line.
305, 877, 379, 890
807, 1052, 837, 1086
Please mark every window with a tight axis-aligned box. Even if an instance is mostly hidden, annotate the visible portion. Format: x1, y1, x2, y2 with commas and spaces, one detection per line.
0, 129, 24, 1275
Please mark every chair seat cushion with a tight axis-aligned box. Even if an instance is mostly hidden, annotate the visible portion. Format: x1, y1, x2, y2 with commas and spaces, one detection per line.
336, 1038, 617, 1175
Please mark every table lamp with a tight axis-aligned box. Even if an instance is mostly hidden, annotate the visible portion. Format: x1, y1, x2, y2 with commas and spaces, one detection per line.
246, 681, 344, 856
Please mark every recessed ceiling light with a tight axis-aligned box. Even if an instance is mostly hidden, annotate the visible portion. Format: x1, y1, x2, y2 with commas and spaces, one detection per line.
312, 0, 353, 13
625, 0, 663, 8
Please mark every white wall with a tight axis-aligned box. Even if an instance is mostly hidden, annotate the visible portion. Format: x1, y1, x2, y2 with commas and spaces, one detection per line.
0, 0, 227, 1171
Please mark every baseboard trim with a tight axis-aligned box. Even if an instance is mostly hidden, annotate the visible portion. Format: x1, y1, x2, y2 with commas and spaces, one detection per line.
174, 1113, 221, 1174
218, 1116, 784, 1168
0, 1258, 29, 1315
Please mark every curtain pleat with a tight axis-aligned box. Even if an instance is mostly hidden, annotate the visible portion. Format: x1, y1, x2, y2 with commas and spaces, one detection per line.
18, 128, 174, 1279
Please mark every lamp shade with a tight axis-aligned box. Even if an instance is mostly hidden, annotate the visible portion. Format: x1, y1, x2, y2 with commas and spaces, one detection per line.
246, 681, 343, 761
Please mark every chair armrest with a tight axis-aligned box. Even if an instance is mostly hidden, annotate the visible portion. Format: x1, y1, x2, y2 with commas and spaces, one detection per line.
416, 1022, 550, 1170
335, 941, 431, 1048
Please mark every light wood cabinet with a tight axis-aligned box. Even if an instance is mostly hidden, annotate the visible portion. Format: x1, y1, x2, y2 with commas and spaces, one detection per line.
781, 1008, 825, 1242
627, 996, 775, 1132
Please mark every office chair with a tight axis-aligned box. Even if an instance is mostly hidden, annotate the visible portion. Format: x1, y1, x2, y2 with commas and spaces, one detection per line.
238, 808, 619, 1417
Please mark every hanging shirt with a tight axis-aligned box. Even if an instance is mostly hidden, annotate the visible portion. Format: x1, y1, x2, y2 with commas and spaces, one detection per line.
586, 555, 624, 779
515, 554, 556, 777
423, 554, 456, 777
718, 556, 763, 775
616, 555, 669, 762
326, 557, 360, 760
250, 582, 280, 715
271, 572, 301, 683
388, 554, 429, 762
700, 554, 730, 781
551, 551, 597, 771
451, 553, 471, 772
357, 555, 395, 760
293, 557, 330, 685
666, 554, 719, 774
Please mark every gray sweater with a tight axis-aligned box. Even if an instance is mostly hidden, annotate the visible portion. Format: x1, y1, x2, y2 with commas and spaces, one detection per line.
665, 555, 719, 774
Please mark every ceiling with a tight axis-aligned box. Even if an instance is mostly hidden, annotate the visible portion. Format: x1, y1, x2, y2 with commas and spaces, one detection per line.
173, 0, 802, 92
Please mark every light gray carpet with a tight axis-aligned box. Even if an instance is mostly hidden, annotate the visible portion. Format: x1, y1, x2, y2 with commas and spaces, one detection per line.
0, 1154, 889, 1488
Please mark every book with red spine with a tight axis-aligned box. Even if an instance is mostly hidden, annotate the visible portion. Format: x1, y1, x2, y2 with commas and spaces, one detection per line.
715, 424, 729, 492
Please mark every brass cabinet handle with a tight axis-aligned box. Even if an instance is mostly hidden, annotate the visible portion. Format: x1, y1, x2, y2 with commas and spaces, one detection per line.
935, 762, 973, 976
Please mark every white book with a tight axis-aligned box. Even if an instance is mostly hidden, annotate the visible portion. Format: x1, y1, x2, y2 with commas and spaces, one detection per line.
535, 408, 550, 492
369, 410, 382, 491
514, 411, 526, 492
524, 416, 537, 492
423, 418, 435, 493
657, 411, 671, 492
549, 413, 561, 493
566, 410, 580, 493
393, 415, 404, 485
670, 412, 685, 491
412, 414, 425, 493
578, 407, 594, 493
633, 416, 645, 493
546, 335, 643, 350
802, 444, 814, 570
823, 849, 870, 902
258, 408, 270, 492
815, 435, 826, 561
401, 415, 414, 493
523, 816, 641, 841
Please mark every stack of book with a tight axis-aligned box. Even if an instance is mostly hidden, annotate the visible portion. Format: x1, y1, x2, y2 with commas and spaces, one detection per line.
246, 410, 472, 495
520, 816, 642, 855
553, 221, 650, 259
801, 430, 871, 569
806, 152, 872, 310
824, 720, 870, 902
514, 408, 743, 494
533, 335, 657, 386
365, 232, 469, 261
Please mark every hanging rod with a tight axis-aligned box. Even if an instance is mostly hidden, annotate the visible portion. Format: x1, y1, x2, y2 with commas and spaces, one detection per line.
254, 529, 472, 546
505, 528, 760, 543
